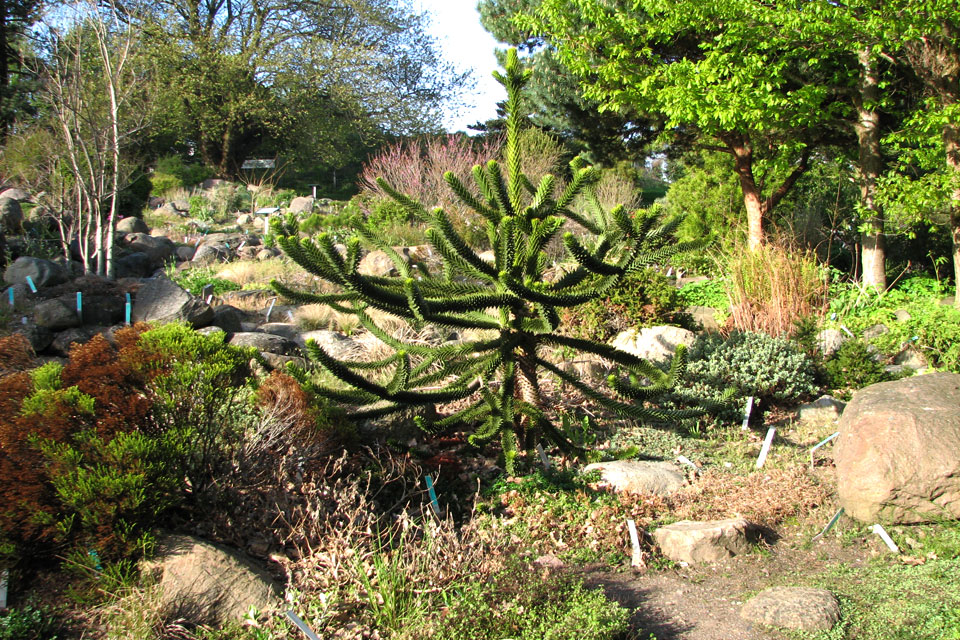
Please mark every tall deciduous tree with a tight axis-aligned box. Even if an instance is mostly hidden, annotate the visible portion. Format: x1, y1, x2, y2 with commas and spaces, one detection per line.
121, 0, 467, 176
521, 0, 848, 250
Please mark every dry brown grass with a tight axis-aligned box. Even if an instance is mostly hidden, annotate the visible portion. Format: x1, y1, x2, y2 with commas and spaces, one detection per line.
293, 303, 361, 333
670, 465, 830, 528
215, 258, 300, 288
725, 241, 828, 338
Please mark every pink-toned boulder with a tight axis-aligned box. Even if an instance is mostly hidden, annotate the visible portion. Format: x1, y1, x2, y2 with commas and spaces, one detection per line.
835, 372, 960, 524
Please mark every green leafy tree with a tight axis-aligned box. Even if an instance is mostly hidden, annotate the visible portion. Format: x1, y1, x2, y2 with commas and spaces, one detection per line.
0, 0, 41, 139
271, 50, 709, 472
520, 0, 853, 251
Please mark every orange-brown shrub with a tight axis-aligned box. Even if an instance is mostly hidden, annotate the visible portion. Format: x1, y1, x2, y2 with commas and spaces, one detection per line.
0, 333, 36, 374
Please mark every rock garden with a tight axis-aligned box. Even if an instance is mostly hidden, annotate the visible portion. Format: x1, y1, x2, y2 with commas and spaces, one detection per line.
1, 48, 960, 640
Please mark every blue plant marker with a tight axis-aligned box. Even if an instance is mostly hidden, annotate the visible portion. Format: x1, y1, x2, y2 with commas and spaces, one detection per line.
425, 475, 441, 516
88, 549, 103, 571
125, 292, 132, 325
25, 276, 37, 293
7, 287, 12, 307
76, 291, 83, 318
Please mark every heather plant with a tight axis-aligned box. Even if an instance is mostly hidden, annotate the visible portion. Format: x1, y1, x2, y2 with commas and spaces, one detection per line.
272, 49, 708, 472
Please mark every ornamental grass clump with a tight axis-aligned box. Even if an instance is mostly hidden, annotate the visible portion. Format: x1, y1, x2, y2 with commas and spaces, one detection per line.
271, 49, 709, 471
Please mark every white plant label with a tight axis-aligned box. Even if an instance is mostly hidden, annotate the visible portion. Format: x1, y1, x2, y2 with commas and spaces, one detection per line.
285, 610, 321, 640
676, 455, 698, 474
756, 427, 776, 468
265, 297, 277, 322
810, 431, 840, 468
812, 507, 844, 542
872, 524, 900, 553
840, 325, 855, 338
536, 443, 550, 470
741, 396, 755, 430
627, 519, 643, 567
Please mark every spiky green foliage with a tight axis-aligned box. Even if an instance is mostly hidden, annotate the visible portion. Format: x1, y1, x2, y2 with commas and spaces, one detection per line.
272, 49, 710, 472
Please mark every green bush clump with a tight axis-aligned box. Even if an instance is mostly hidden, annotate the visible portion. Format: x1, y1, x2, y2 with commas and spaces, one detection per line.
668, 331, 819, 423
0, 605, 61, 640
563, 267, 692, 341
677, 277, 728, 310
188, 195, 213, 221
824, 339, 903, 397
403, 563, 630, 640
170, 267, 241, 296
299, 209, 363, 235
150, 155, 214, 195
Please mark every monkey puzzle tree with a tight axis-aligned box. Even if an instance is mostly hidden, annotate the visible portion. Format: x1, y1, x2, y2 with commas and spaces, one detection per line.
271, 50, 708, 471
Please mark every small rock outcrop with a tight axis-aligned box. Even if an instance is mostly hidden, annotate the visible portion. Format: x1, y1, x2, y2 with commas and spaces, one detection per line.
0, 197, 23, 232
835, 372, 960, 524
227, 331, 299, 356
34, 298, 82, 331
4, 257, 70, 289
583, 460, 686, 496
116, 216, 150, 234
142, 534, 281, 625
816, 329, 847, 357
740, 587, 840, 632
131, 277, 214, 327
797, 395, 846, 424
288, 196, 314, 213
610, 326, 696, 363
652, 518, 755, 564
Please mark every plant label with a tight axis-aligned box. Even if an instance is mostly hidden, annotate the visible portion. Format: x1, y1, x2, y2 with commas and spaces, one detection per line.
840, 325, 855, 338
0, 569, 7, 609
238, 240, 246, 250
676, 455, 698, 474
25, 276, 37, 293
125, 293, 132, 324
627, 519, 643, 567
756, 427, 776, 468
812, 507, 844, 542
536, 443, 550, 470
871, 524, 900, 553
265, 297, 277, 322
741, 396, 754, 430
7, 287, 12, 306
285, 611, 321, 640
287, 310, 295, 322
665, 266, 673, 277
425, 475, 441, 516
76, 292, 82, 318
264, 215, 270, 235
810, 431, 840, 468
201, 284, 214, 302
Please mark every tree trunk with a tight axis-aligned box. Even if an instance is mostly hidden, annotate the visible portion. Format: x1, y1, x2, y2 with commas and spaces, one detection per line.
516, 347, 542, 450
944, 121, 960, 307
725, 132, 810, 251
856, 49, 887, 291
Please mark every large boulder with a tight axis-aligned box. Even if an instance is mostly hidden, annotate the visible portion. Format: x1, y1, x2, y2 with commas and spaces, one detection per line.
227, 331, 299, 356
835, 372, 960, 524
610, 326, 696, 363
114, 252, 152, 279
299, 329, 360, 360
34, 298, 82, 330
142, 534, 281, 626
288, 196, 314, 213
3, 257, 70, 289
48, 325, 107, 356
0, 197, 23, 232
116, 216, 150, 234
740, 587, 840, 632
121, 233, 175, 269
652, 519, 755, 564
0, 187, 30, 202
131, 277, 214, 327
583, 460, 686, 496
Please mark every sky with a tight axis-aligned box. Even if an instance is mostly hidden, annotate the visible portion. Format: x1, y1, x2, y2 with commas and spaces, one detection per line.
414, 0, 507, 132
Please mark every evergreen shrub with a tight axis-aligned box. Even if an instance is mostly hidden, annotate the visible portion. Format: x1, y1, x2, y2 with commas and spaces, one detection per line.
824, 339, 904, 398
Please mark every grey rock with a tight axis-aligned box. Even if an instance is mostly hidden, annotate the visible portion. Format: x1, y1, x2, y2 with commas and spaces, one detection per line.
197, 232, 247, 248
894, 347, 927, 370
14, 325, 54, 353
175, 245, 196, 262
260, 322, 300, 341
0, 188, 30, 202
211, 305, 244, 333
114, 252, 152, 279
893, 309, 911, 322
260, 352, 308, 371
116, 216, 150, 234
610, 326, 696, 363
686, 305, 721, 333
131, 277, 214, 327
192, 243, 229, 264
299, 329, 360, 360
4, 257, 69, 289
121, 233, 175, 269
862, 323, 889, 340
740, 587, 840, 632
142, 534, 281, 626
197, 326, 225, 337
0, 197, 23, 232
288, 196, 314, 214
35, 298, 82, 331
835, 372, 960, 524
79, 293, 126, 326
652, 518, 755, 564
236, 213, 252, 226
478, 250, 496, 264
583, 460, 686, 496
48, 326, 106, 356
798, 395, 846, 424
816, 329, 847, 357
256, 249, 275, 261
227, 331, 299, 356
358, 250, 399, 277
940, 296, 956, 307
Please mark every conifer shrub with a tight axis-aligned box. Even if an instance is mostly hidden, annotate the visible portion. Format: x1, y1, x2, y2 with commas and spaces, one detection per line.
270, 50, 709, 472
824, 339, 904, 398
